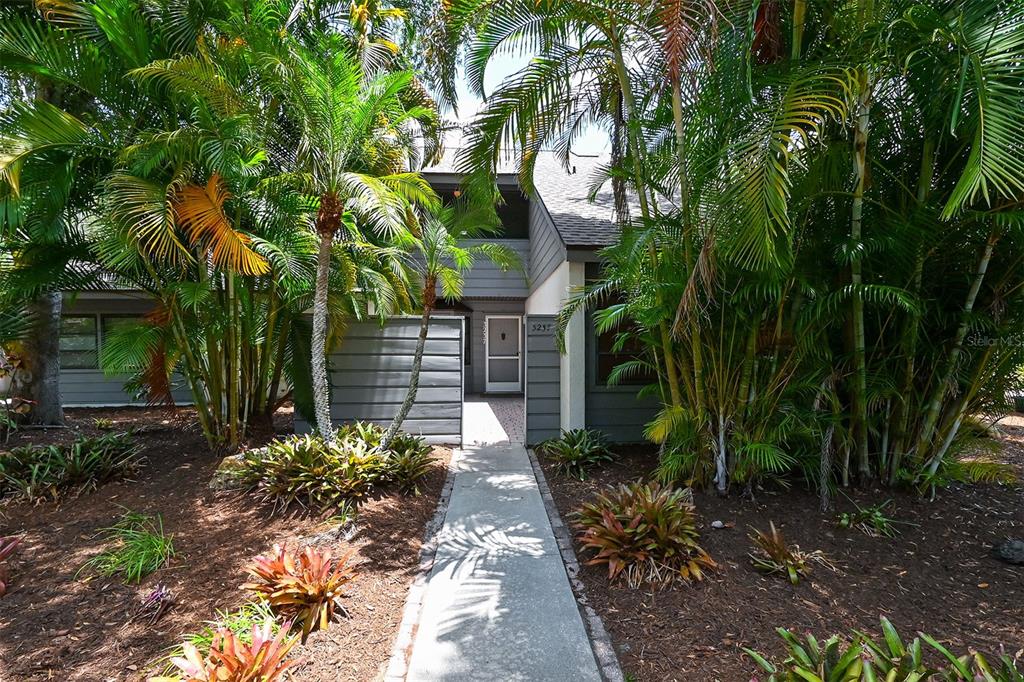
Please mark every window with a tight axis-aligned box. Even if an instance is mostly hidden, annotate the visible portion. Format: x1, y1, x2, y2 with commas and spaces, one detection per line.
102, 315, 142, 340
594, 311, 656, 387
495, 190, 529, 238
60, 316, 98, 369
436, 187, 530, 239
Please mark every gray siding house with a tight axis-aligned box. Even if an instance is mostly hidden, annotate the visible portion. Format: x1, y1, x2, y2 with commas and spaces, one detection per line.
60, 152, 659, 445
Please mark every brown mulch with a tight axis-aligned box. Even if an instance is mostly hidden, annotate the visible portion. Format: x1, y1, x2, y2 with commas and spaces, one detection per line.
0, 407, 450, 681
541, 432, 1024, 682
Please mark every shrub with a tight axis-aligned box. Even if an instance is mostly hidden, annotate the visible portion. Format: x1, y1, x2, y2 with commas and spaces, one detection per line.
159, 600, 279, 674
746, 617, 1024, 681
337, 422, 434, 493
748, 522, 832, 585
379, 433, 434, 494
540, 428, 614, 480
93, 417, 115, 431
242, 544, 356, 642
130, 583, 174, 625
232, 434, 385, 512
79, 511, 175, 584
337, 420, 386, 447
154, 619, 299, 682
0, 535, 22, 597
836, 498, 902, 537
0, 431, 140, 503
230, 425, 433, 511
574, 481, 715, 587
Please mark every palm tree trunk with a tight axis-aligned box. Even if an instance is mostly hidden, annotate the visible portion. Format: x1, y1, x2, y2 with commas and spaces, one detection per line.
312, 230, 334, 440
791, 0, 806, 60
849, 67, 871, 483
714, 412, 727, 495
21, 291, 64, 425
607, 25, 684, 410
916, 232, 997, 460
383, 274, 436, 449
671, 81, 706, 423
887, 139, 934, 484
311, 192, 344, 442
227, 274, 239, 447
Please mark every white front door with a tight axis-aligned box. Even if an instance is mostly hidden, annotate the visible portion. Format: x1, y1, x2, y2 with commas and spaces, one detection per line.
485, 315, 522, 393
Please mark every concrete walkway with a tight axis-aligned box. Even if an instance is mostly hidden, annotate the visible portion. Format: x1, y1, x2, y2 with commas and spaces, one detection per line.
403, 404, 602, 681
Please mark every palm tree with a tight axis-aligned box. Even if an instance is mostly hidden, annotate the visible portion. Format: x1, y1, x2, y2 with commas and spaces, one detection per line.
381, 201, 519, 448
441, 0, 1024, 498
266, 34, 439, 441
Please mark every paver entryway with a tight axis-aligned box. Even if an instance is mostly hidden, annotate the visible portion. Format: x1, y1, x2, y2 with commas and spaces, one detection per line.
402, 400, 602, 681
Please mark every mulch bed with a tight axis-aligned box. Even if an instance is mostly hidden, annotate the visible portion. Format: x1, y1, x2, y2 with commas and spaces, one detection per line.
541, 431, 1024, 682
0, 407, 450, 681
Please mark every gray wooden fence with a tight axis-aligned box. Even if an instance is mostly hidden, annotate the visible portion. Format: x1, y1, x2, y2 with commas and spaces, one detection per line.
295, 317, 464, 444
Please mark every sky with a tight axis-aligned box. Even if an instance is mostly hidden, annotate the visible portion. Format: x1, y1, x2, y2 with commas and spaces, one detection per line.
450, 53, 611, 157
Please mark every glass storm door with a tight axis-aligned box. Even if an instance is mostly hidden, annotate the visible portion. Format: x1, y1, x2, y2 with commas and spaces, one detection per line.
485, 316, 522, 392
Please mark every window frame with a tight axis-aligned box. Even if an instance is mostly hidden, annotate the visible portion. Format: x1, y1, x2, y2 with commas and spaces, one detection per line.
59, 314, 101, 372
591, 319, 655, 388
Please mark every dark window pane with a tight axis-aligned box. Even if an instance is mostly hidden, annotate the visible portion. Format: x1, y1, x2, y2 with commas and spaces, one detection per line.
60, 316, 98, 369
496, 190, 529, 238
593, 305, 655, 386
102, 316, 142, 338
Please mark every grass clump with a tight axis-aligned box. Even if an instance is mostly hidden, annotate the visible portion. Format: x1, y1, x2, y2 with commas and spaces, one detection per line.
540, 428, 614, 480
80, 511, 174, 584
0, 431, 140, 503
575, 481, 715, 587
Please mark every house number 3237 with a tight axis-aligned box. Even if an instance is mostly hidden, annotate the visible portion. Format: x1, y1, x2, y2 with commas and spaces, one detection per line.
531, 323, 555, 333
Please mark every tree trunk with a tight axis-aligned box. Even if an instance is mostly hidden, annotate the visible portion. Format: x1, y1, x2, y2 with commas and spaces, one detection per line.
887, 139, 934, 485
714, 412, 728, 495
607, 27, 684, 410
791, 0, 806, 60
671, 80, 706, 423
311, 192, 343, 442
610, 91, 629, 227
383, 274, 436, 449
21, 291, 64, 425
311, 230, 334, 440
915, 231, 996, 460
849, 67, 872, 483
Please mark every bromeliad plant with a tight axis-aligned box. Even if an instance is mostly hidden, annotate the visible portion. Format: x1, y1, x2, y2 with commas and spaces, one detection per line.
242, 544, 357, 642
159, 600, 280, 675
540, 429, 615, 480
748, 522, 832, 586
154, 619, 299, 682
232, 434, 386, 513
338, 421, 435, 493
0, 535, 22, 597
381, 436, 435, 495
836, 499, 904, 538
0, 432, 141, 503
79, 511, 175, 584
575, 481, 715, 587
230, 426, 435, 511
745, 617, 1024, 681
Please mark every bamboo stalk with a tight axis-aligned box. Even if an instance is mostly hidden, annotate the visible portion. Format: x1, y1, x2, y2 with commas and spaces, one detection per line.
915, 230, 997, 460
849, 66, 872, 483
607, 20, 685, 411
